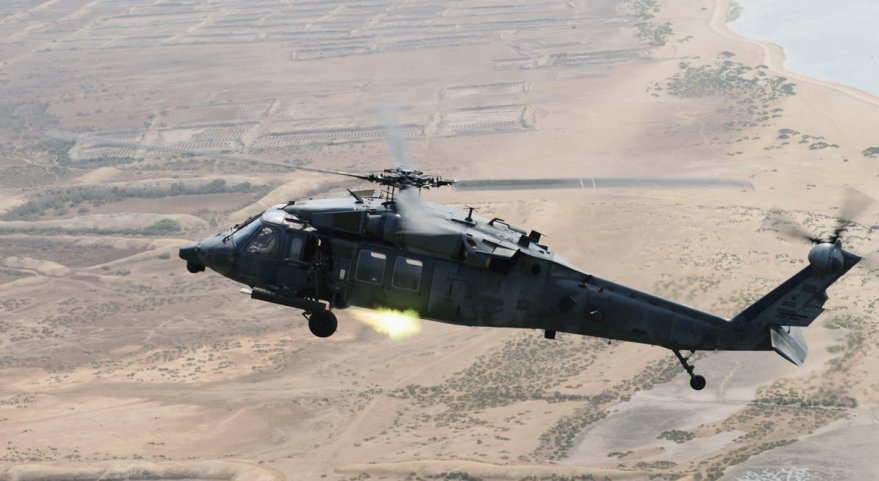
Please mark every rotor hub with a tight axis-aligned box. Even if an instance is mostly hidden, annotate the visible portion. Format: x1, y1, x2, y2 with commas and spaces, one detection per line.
808, 242, 845, 273
366, 168, 454, 190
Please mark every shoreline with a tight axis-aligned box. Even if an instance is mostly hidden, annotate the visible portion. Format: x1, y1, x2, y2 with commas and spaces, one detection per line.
709, 0, 879, 109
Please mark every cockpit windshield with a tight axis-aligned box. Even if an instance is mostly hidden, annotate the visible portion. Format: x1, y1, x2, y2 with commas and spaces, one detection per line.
230, 216, 262, 247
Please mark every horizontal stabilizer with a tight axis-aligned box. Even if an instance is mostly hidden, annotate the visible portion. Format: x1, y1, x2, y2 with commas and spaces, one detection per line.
770, 326, 808, 366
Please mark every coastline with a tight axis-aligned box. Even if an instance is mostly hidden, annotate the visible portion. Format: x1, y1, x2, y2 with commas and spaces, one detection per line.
709, 0, 879, 109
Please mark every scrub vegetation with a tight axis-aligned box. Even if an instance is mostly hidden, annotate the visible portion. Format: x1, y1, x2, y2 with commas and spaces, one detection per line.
665, 54, 795, 100
636, 22, 674, 46
726, 1, 743, 22
658, 429, 695, 443
2, 179, 268, 220
531, 357, 680, 461
626, 0, 674, 46
389, 335, 610, 418
652, 53, 797, 131
423, 473, 599, 481
862, 146, 879, 158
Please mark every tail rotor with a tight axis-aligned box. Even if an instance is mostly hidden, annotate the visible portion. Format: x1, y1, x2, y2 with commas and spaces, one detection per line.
765, 188, 875, 246
763, 188, 878, 269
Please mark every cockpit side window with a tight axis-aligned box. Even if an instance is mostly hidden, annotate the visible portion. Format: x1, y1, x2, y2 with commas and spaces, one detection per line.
246, 227, 280, 257
231, 217, 262, 247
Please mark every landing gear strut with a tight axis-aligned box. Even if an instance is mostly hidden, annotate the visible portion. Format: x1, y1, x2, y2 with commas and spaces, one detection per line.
307, 310, 337, 338
672, 349, 706, 391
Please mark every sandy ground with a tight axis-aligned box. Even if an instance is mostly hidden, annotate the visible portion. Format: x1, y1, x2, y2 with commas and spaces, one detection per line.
0, 1, 877, 481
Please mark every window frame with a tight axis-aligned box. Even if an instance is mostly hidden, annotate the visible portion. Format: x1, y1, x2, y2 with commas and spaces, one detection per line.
286, 234, 304, 261
355, 250, 388, 285
244, 226, 281, 258
391, 256, 423, 292
231, 217, 262, 248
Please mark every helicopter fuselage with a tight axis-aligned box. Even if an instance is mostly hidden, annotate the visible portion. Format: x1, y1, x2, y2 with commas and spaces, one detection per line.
179, 193, 862, 390
181, 196, 778, 351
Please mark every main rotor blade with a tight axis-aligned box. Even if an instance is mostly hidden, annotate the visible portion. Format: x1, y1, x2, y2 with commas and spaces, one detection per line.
451, 177, 754, 191
376, 103, 414, 171
47, 130, 370, 180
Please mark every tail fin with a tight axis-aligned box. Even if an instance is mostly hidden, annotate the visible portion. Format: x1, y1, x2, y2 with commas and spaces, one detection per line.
732, 246, 861, 364
732, 248, 860, 327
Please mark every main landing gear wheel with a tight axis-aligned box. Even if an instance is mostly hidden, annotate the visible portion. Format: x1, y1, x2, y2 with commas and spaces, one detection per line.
308, 310, 337, 338
672, 349, 706, 391
689, 374, 707, 391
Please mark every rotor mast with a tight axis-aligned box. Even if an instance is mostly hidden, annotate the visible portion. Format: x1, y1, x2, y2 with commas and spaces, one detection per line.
365, 167, 455, 202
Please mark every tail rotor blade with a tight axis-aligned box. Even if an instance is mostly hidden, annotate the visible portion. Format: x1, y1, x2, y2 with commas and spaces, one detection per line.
833, 188, 875, 240
763, 211, 822, 244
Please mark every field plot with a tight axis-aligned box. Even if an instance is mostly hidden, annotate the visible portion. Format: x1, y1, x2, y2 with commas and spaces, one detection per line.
252, 124, 424, 149
159, 123, 257, 151
438, 82, 531, 100
159, 101, 276, 126
496, 48, 651, 70
438, 105, 535, 136
70, 131, 145, 162
70, 121, 263, 161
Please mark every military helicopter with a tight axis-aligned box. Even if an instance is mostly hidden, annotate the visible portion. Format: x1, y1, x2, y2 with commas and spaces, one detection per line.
62, 122, 869, 391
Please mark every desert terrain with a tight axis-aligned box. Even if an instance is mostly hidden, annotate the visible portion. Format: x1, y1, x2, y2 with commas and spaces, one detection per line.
1, 1, 877, 481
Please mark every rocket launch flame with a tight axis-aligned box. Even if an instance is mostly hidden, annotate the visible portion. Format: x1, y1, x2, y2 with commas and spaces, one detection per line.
350, 307, 422, 340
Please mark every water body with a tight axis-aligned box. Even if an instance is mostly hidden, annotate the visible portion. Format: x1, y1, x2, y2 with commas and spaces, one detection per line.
728, 0, 879, 98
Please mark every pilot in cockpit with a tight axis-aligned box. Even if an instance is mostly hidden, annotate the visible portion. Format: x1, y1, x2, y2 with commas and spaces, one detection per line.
246, 227, 279, 256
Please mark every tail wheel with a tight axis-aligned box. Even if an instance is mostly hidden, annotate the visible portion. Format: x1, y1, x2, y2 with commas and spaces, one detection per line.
308, 311, 337, 338
672, 349, 707, 391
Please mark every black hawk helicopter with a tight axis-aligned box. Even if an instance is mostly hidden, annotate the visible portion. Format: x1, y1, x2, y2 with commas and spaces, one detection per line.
63, 123, 868, 391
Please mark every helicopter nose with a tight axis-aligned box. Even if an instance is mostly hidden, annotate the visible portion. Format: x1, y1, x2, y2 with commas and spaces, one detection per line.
180, 235, 236, 275
179, 242, 206, 273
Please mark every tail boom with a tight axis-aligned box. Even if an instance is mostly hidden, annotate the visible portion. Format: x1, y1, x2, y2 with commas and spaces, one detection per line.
732, 245, 860, 364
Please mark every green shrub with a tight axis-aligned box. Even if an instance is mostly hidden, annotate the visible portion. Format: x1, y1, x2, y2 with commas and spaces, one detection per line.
144, 218, 181, 235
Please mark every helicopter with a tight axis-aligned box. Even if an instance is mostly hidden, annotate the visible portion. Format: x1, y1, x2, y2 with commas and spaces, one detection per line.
61, 124, 868, 391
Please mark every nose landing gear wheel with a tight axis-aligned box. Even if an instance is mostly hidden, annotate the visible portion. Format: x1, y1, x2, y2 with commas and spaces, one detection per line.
308, 310, 337, 338
689, 375, 706, 391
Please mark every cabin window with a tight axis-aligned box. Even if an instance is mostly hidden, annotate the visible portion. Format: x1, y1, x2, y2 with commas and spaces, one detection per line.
303, 235, 319, 262
246, 227, 279, 257
392, 257, 423, 291
355, 250, 387, 284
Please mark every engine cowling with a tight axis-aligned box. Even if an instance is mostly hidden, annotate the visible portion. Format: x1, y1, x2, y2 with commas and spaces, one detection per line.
808, 242, 844, 273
